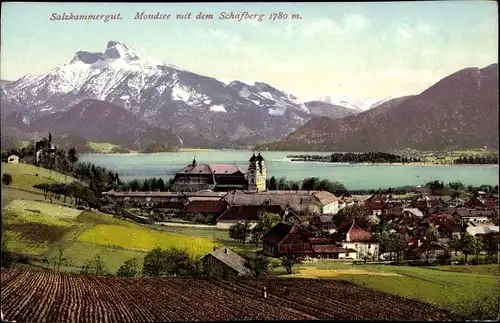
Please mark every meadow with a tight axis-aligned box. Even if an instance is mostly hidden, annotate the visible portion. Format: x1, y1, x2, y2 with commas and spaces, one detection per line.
277, 261, 500, 318
2, 197, 220, 273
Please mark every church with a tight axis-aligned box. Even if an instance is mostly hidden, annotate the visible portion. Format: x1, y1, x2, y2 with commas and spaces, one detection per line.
170, 153, 267, 192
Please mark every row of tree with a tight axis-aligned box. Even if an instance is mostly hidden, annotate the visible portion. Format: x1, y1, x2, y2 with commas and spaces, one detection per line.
288, 152, 423, 164
454, 155, 498, 164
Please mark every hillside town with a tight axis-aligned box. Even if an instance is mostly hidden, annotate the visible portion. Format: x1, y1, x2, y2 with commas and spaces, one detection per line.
100, 152, 499, 269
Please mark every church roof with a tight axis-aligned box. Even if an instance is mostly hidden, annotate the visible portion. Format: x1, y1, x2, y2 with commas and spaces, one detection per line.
249, 153, 257, 162
177, 163, 247, 175
256, 153, 265, 161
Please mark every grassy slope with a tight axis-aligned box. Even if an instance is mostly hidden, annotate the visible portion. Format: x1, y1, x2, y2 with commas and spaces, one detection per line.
276, 261, 499, 317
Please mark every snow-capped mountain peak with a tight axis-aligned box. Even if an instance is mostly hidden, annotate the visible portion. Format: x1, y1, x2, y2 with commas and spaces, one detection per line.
1, 40, 361, 148
315, 95, 383, 112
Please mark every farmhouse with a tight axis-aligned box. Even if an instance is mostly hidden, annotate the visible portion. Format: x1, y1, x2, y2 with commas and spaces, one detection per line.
203, 246, 252, 277
261, 222, 358, 259
332, 220, 379, 258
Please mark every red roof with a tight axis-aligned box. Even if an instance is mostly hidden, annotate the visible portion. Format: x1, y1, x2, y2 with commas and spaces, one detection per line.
346, 222, 375, 242
218, 205, 284, 222
177, 163, 247, 175
438, 220, 464, 234
209, 164, 247, 174
181, 200, 228, 213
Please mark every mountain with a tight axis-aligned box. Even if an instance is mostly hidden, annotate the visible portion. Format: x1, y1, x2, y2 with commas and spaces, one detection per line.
314, 96, 382, 112
29, 99, 182, 150
1, 41, 353, 149
258, 64, 499, 152
304, 101, 358, 119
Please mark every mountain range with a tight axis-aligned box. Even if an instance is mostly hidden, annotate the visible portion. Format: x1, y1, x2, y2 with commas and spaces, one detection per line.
257, 64, 499, 152
0, 41, 368, 150
1, 41, 497, 152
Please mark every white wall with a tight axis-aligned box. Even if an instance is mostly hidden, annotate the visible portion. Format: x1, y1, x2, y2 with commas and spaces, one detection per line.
323, 201, 339, 214
342, 242, 379, 259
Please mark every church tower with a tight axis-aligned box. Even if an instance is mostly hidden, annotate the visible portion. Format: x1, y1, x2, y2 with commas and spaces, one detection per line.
248, 152, 267, 192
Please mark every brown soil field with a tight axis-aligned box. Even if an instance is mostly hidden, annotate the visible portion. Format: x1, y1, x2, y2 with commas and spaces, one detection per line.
1, 268, 456, 322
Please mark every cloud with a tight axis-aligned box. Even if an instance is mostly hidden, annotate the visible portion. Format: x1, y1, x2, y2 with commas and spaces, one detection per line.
343, 13, 370, 30
269, 13, 370, 40
195, 28, 262, 57
301, 18, 343, 37
395, 22, 435, 41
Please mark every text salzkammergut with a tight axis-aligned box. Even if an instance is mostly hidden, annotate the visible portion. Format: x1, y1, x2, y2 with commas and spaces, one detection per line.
50, 13, 122, 22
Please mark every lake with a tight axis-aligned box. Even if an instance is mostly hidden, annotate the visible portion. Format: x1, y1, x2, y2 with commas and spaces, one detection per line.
79, 151, 499, 190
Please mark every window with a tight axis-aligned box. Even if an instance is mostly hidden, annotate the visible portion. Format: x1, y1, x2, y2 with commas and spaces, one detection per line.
368, 244, 371, 249
251, 178, 254, 184
345, 252, 349, 257
355, 244, 358, 248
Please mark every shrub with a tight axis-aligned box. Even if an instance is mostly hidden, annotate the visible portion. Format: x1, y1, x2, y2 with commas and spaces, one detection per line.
2, 173, 13, 185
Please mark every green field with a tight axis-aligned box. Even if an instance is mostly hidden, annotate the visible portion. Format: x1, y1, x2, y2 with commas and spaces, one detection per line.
79, 224, 218, 256
276, 261, 499, 318
87, 141, 136, 154
2, 199, 221, 273
1, 162, 77, 189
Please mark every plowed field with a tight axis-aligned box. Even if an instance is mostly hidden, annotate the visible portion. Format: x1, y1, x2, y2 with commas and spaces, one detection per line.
1, 268, 456, 322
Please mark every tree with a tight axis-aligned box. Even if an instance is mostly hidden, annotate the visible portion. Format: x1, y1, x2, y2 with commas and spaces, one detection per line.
460, 232, 480, 263
482, 231, 499, 263
268, 176, 277, 190
80, 255, 107, 276
2, 173, 13, 186
229, 221, 252, 244
143, 247, 166, 276
280, 249, 305, 274
250, 212, 281, 245
68, 147, 79, 164
424, 224, 440, 243
50, 246, 71, 273
117, 257, 141, 277
358, 245, 373, 263
244, 254, 270, 278
447, 235, 462, 256
142, 247, 201, 277
335, 204, 374, 231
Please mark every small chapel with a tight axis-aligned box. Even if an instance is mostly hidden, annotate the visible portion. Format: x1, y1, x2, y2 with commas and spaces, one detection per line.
170, 153, 267, 192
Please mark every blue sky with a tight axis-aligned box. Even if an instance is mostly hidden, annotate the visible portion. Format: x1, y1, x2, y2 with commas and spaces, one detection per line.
1, 1, 497, 100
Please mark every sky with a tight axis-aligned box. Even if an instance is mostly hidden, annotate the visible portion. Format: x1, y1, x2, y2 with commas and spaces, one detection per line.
1, 1, 498, 100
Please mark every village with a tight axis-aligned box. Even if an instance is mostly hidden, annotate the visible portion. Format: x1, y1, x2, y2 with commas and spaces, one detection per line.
100, 152, 499, 276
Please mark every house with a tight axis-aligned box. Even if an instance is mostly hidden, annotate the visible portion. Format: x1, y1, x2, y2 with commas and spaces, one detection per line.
412, 241, 449, 260
333, 220, 379, 259
261, 223, 312, 257
216, 204, 284, 229
7, 155, 19, 164
402, 208, 424, 218
179, 200, 229, 221
203, 247, 252, 277
453, 208, 493, 224
261, 222, 356, 259
466, 224, 499, 237
307, 214, 338, 234
466, 195, 499, 209
414, 196, 448, 210
223, 190, 340, 214
364, 194, 389, 212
